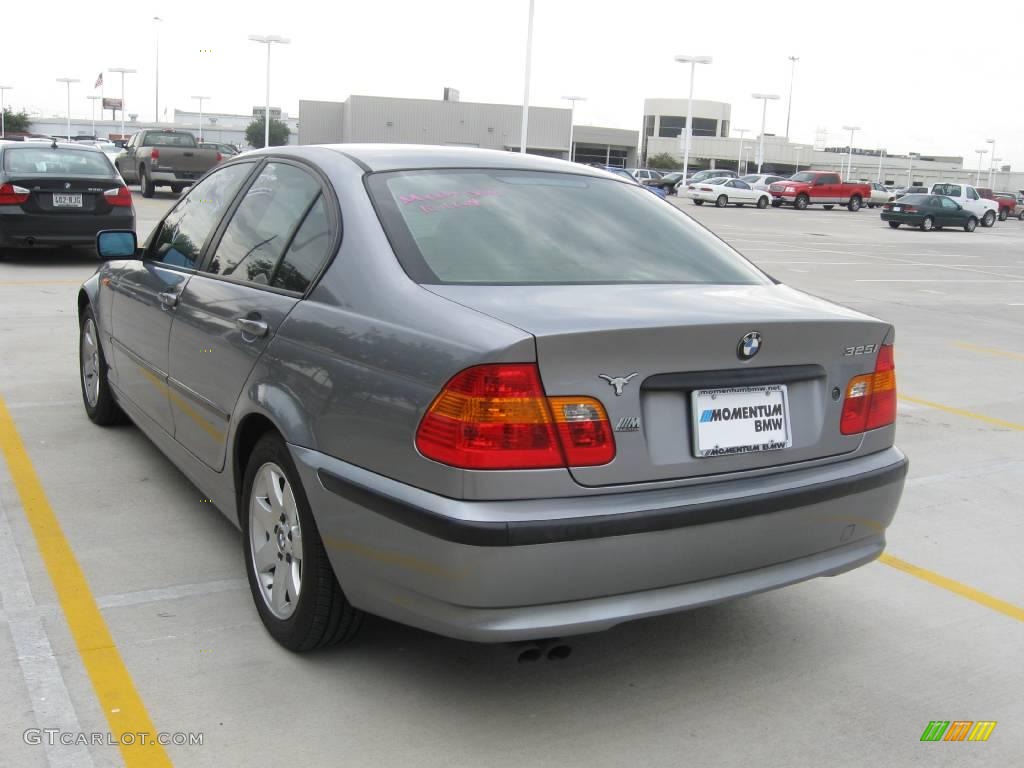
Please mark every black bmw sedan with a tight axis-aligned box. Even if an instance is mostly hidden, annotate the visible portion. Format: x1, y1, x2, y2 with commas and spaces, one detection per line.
0, 141, 135, 255
880, 194, 978, 232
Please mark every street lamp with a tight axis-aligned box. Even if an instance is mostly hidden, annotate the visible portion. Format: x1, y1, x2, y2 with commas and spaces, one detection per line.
974, 149, 988, 185
752, 93, 780, 173
785, 56, 799, 140
877, 148, 885, 183
733, 128, 749, 174
192, 96, 210, 141
907, 152, 918, 186
87, 95, 102, 137
794, 145, 801, 173
675, 55, 713, 180
561, 95, 586, 162
520, 0, 535, 154
841, 125, 860, 179
0, 85, 11, 139
154, 16, 162, 121
108, 67, 136, 140
985, 138, 995, 187
56, 78, 80, 140
248, 34, 290, 149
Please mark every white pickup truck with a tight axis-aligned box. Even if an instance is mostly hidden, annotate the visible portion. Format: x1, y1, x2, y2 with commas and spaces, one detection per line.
929, 182, 999, 227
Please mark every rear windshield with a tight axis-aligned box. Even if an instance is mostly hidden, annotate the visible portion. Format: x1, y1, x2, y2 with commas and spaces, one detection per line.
932, 183, 961, 196
368, 169, 769, 285
2, 147, 114, 176
896, 195, 932, 205
142, 131, 197, 148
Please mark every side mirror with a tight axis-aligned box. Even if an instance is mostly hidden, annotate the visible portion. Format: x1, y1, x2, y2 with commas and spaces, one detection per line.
96, 230, 138, 259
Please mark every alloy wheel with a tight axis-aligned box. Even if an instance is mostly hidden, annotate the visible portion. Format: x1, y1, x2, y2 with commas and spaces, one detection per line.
80, 318, 100, 407
249, 462, 304, 620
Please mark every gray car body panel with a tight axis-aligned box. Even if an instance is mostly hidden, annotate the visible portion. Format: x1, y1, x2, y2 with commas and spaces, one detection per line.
79, 144, 907, 642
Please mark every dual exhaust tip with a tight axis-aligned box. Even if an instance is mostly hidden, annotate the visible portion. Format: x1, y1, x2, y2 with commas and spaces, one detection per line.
514, 639, 572, 663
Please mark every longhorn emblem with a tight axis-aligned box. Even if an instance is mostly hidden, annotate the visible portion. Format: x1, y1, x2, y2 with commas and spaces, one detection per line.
599, 372, 638, 396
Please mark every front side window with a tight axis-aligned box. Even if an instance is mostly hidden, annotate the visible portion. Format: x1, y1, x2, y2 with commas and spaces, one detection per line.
368, 169, 769, 286
206, 163, 322, 286
149, 163, 253, 268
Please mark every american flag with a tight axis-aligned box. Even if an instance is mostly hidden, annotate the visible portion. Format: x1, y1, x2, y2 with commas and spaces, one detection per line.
94, 72, 103, 89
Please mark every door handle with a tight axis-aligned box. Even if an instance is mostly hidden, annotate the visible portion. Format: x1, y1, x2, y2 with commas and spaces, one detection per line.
157, 290, 180, 309
236, 317, 269, 338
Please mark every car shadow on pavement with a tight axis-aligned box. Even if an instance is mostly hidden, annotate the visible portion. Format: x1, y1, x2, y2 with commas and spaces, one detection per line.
0, 246, 101, 266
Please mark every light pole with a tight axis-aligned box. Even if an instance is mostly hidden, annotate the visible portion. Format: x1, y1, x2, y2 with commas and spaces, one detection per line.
0, 85, 11, 139
154, 16, 162, 121
248, 34, 290, 149
841, 125, 860, 179
520, 0, 535, 154
56, 78, 79, 140
974, 149, 988, 186
675, 55, 713, 180
752, 93, 780, 173
985, 138, 995, 187
794, 145, 801, 173
192, 96, 210, 141
733, 128, 748, 174
108, 67, 136, 140
785, 56, 799, 140
561, 95, 585, 162
87, 95, 102, 137
877, 148, 885, 183
908, 152, 918, 186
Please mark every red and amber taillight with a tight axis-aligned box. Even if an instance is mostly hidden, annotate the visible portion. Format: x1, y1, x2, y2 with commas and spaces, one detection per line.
103, 185, 133, 207
0, 182, 30, 205
415, 364, 615, 470
840, 345, 897, 435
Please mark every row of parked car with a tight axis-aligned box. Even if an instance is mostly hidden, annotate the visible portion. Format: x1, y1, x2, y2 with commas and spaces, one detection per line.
623, 166, 1024, 225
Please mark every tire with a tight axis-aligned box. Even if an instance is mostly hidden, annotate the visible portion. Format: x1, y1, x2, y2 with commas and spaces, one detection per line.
79, 306, 124, 426
139, 165, 154, 198
867, 203, 876, 209
693, 200, 704, 206
795, 194, 809, 210
715, 195, 728, 208
998, 208, 1008, 221
736, 203, 744, 207
171, 184, 184, 194
888, 221, 900, 229
756, 196, 768, 209
847, 195, 862, 212
981, 210, 996, 227
823, 205, 835, 210
1019, 210, 1024, 221
920, 216, 934, 231
964, 217, 977, 232
771, 199, 783, 208
242, 433, 363, 651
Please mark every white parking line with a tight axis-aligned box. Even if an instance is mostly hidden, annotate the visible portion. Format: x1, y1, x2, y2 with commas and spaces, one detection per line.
0, 501, 94, 768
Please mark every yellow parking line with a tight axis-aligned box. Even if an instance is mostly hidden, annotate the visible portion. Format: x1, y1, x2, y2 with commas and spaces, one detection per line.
0, 396, 173, 767
880, 554, 1024, 623
899, 395, 1024, 432
951, 341, 1024, 362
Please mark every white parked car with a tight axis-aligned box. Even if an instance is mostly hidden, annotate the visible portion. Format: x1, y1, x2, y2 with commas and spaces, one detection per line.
866, 182, 895, 209
685, 178, 771, 208
740, 173, 788, 192
929, 182, 999, 227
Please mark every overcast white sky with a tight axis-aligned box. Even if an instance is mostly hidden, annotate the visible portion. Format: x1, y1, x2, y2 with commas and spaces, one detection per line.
4, 1, 1019, 168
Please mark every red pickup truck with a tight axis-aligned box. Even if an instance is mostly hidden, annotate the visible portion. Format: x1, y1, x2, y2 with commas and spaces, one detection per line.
976, 188, 1020, 221
769, 171, 872, 211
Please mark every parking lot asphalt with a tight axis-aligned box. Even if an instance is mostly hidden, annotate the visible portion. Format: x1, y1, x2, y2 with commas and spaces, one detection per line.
0, 188, 1021, 767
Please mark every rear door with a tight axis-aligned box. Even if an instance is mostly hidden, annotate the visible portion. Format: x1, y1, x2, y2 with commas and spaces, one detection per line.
109, 162, 255, 434
166, 159, 335, 470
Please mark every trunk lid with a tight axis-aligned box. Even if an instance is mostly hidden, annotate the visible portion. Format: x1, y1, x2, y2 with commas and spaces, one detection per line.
426, 283, 891, 487
7, 174, 118, 214
150, 146, 219, 174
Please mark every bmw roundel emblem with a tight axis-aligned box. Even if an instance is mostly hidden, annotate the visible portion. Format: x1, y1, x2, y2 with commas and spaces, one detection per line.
738, 331, 762, 360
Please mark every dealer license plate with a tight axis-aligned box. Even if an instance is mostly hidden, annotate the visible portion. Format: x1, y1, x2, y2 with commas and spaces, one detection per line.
53, 193, 83, 207
692, 385, 792, 458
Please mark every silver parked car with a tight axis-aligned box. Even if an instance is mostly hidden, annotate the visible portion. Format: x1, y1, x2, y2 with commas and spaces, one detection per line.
79, 145, 907, 651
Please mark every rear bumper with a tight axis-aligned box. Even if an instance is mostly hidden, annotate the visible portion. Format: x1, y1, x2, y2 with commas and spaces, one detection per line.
150, 170, 203, 184
293, 445, 908, 642
0, 209, 135, 247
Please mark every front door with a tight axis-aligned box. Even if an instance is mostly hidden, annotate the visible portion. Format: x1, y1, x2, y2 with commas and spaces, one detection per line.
110, 162, 256, 434
167, 161, 333, 470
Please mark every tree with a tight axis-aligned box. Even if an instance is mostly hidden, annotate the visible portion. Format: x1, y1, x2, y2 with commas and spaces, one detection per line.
2, 107, 32, 134
245, 117, 290, 148
646, 152, 679, 171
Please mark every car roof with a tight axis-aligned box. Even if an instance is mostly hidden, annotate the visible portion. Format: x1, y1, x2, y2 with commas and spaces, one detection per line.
284, 144, 613, 177
0, 141, 104, 153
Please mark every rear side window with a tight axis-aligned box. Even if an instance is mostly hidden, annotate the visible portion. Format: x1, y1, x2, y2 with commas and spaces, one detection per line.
933, 184, 961, 197
206, 163, 321, 286
368, 169, 769, 285
3, 148, 113, 176
273, 197, 332, 293
150, 163, 254, 268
